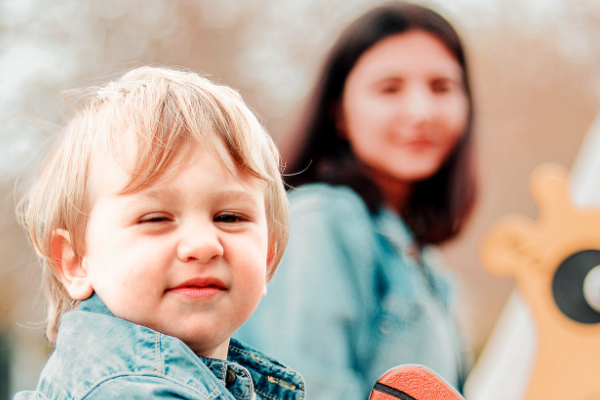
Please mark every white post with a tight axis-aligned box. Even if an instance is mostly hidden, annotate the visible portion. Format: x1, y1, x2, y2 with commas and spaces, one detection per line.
463, 111, 600, 400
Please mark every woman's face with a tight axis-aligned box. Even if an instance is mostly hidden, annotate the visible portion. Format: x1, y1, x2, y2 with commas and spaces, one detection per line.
340, 30, 469, 189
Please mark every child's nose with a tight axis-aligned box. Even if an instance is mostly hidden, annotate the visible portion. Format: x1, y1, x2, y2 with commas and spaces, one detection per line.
177, 226, 224, 264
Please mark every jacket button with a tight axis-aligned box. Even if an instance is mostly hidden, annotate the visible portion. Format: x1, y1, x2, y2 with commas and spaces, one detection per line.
225, 367, 237, 387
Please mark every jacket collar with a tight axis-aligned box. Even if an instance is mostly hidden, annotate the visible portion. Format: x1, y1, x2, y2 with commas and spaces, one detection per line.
54, 294, 305, 400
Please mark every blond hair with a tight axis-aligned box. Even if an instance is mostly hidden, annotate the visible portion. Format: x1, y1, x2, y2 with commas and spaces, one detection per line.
19, 66, 289, 342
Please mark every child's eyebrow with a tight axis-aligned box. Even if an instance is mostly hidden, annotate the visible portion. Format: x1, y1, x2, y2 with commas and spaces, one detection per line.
213, 190, 263, 210
124, 188, 263, 209
124, 188, 180, 206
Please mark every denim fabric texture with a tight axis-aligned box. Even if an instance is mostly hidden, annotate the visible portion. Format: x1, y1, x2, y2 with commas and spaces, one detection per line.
235, 184, 465, 400
14, 295, 305, 400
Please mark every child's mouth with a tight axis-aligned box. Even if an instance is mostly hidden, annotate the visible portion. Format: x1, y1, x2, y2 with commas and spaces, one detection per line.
168, 278, 227, 299
169, 286, 224, 298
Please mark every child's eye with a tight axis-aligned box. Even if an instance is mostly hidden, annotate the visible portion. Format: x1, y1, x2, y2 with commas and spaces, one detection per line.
214, 212, 246, 223
139, 213, 171, 223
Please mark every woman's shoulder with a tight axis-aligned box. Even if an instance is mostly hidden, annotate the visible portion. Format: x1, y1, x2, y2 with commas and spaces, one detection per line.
288, 183, 371, 216
285, 184, 378, 256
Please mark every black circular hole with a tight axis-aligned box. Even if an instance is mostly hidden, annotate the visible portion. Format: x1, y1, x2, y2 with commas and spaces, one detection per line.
552, 249, 600, 324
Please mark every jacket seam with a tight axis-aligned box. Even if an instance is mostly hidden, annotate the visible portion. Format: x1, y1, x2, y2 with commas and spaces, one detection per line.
155, 332, 162, 375
255, 387, 305, 400
77, 372, 220, 400
35, 390, 51, 400
229, 346, 267, 363
229, 346, 305, 398
255, 389, 278, 400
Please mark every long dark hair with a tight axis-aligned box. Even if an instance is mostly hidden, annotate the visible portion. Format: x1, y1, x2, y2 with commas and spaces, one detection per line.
285, 2, 476, 246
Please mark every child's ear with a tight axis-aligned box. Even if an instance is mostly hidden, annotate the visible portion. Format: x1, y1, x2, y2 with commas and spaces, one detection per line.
266, 241, 277, 270
263, 241, 275, 297
51, 229, 94, 301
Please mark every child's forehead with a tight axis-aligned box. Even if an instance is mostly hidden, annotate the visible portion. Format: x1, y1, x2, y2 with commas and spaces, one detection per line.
89, 132, 258, 197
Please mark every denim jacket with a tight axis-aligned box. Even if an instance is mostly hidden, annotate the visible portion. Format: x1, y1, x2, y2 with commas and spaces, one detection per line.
235, 184, 466, 400
14, 295, 305, 400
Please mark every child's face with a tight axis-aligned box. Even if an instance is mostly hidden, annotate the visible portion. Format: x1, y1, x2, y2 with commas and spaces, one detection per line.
73, 139, 270, 359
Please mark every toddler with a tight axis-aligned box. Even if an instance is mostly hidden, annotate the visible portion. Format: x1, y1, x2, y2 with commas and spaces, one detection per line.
15, 67, 304, 400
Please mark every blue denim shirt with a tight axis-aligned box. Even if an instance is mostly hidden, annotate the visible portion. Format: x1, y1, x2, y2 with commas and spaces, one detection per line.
235, 184, 466, 400
14, 295, 305, 400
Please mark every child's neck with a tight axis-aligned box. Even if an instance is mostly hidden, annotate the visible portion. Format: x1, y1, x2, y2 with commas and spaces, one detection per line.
193, 338, 230, 360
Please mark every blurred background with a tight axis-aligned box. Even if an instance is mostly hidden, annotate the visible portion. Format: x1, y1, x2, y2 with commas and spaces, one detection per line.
2, 0, 600, 397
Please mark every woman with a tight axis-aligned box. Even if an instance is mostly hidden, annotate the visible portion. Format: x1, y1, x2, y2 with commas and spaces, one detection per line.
236, 3, 476, 399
